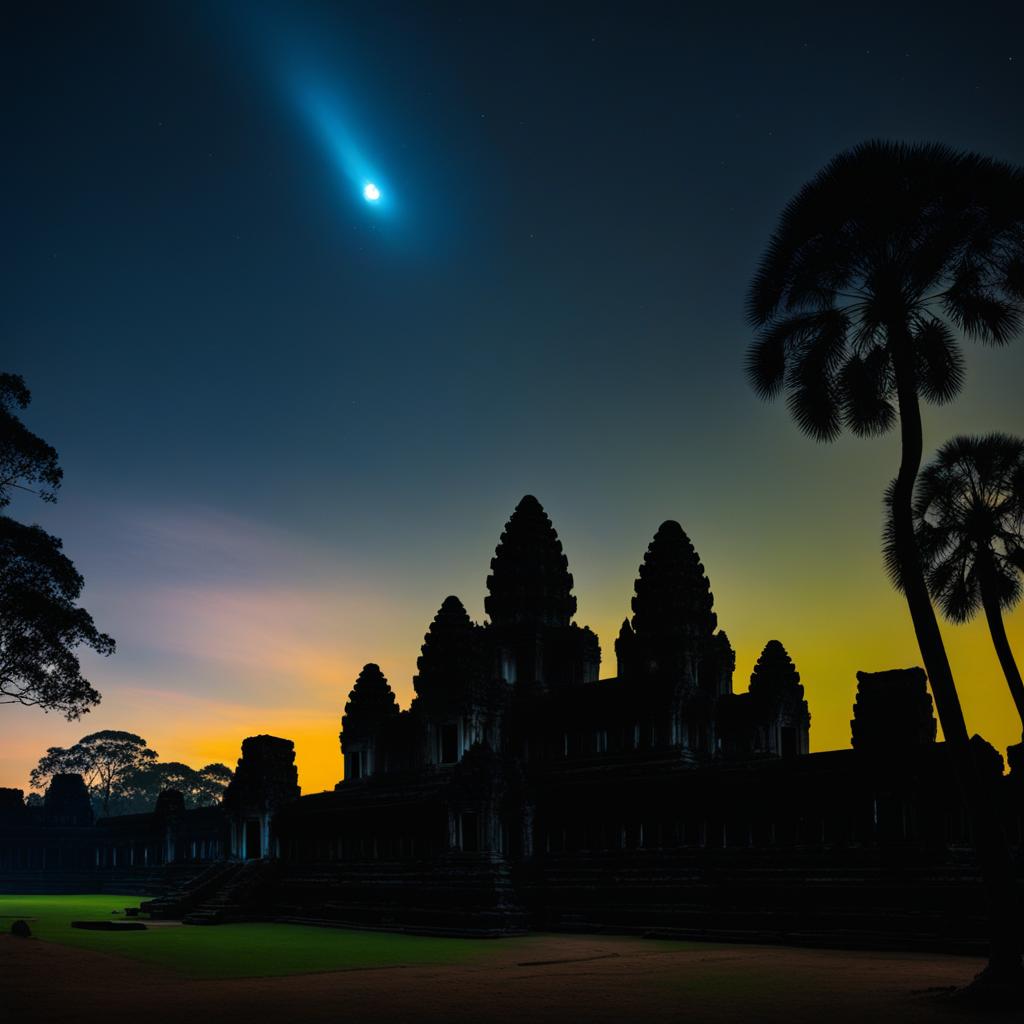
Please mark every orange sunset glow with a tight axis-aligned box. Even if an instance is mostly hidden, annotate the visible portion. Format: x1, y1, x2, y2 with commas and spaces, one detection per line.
3, 377, 1022, 797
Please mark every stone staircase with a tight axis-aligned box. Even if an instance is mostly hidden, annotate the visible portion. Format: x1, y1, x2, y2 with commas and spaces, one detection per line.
182, 859, 279, 925
141, 860, 241, 919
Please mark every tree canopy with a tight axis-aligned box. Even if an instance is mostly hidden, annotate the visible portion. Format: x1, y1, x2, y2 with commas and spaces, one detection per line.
29, 730, 233, 816
904, 433, 1024, 735
112, 760, 233, 815
907, 433, 1024, 623
0, 373, 62, 508
30, 730, 157, 815
0, 373, 112, 718
746, 141, 1024, 442
0, 517, 112, 715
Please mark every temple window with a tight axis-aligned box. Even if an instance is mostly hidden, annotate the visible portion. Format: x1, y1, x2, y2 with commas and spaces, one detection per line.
595, 729, 608, 753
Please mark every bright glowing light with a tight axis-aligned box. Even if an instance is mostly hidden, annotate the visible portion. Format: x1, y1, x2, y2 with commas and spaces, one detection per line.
363, 182, 381, 202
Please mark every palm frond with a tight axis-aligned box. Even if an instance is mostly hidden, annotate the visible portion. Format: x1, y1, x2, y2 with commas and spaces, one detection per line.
882, 480, 907, 592
941, 273, 1023, 344
1003, 255, 1024, 301
911, 433, 1024, 623
786, 380, 842, 442
746, 140, 1024, 450
839, 349, 895, 436
914, 318, 965, 404
932, 558, 981, 623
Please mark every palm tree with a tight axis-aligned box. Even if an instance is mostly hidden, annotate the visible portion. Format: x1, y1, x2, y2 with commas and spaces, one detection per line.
746, 141, 1024, 984
904, 433, 1024, 737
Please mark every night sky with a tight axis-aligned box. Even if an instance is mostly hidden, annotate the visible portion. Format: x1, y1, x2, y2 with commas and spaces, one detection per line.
3, 1, 1023, 793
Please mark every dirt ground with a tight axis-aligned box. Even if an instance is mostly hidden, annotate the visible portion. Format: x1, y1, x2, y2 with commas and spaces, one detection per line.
2, 932, 1017, 1023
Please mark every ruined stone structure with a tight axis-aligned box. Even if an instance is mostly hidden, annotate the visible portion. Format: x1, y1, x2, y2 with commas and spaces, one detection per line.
331, 499, 806, 789
2, 496, 1022, 949
0, 779, 225, 894
223, 735, 301, 860
267, 498, 1019, 945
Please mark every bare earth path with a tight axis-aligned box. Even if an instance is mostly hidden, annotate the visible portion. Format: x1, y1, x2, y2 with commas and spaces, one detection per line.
1, 933, 1014, 1023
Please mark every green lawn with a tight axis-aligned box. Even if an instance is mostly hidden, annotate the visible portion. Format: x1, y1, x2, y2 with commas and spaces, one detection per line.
0, 894, 503, 978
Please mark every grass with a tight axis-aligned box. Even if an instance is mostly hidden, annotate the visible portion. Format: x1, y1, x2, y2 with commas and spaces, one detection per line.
0, 894, 505, 978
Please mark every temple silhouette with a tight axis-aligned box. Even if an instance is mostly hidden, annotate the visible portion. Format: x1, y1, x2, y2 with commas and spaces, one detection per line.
2, 496, 1022, 947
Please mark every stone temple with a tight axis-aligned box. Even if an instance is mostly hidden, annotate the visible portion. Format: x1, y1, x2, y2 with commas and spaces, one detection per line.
1, 496, 1021, 947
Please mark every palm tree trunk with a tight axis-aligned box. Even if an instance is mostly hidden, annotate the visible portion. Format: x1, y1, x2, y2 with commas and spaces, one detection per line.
891, 337, 1021, 982
890, 339, 969, 742
980, 575, 1024, 738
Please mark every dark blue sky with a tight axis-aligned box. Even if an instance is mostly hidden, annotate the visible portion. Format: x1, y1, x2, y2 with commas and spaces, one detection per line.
3, 1, 1024, 791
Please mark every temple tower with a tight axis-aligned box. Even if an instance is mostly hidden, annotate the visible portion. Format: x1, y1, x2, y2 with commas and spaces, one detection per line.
618, 520, 718, 687
616, 520, 734, 755
222, 735, 299, 859
43, 774, 93, 827
340, 664, 400, 780
748, 640, 811, 757
413, 596, 499, 765
850, 667, 936, 752
485, 495, 599, 690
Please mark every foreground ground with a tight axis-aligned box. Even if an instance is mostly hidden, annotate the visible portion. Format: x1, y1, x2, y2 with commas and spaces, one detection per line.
1, 895, 1015, 1022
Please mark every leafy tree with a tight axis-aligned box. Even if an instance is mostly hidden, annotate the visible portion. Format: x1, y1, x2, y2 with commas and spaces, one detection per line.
30, 730, 157, 815
30, 735, 232, 815
746, 141, 1024, 983
114, 760, 233, 814
194, 763, 233, 805
900, 433, 1024, 736
0, 518, 112, 716
0, 374, 62, 506
114, 761, 191, 815
0, 373, 112, 717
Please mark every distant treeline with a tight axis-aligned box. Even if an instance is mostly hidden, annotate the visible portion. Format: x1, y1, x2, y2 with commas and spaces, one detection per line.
29, 729, 231, 817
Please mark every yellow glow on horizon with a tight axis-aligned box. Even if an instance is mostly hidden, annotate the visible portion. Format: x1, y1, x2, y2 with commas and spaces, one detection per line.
1, 509, 1021, 798
2, 600, 1020, 797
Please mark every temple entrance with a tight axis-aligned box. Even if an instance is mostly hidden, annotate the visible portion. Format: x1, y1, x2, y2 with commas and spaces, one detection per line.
245, 818, 262, 859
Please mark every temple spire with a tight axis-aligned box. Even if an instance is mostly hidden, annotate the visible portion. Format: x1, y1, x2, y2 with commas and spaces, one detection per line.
414, 596, 483, 705
485, 495, 576, 628
618, 520, 719, 687
631, 520, 716, 640
342, 663, 399, 736
748, 640, 803, 704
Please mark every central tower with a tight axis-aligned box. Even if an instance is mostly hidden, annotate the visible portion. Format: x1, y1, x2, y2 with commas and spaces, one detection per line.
485, 495, 598, 690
